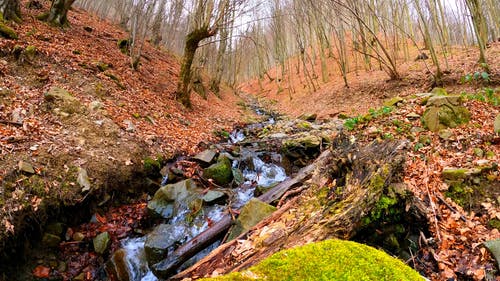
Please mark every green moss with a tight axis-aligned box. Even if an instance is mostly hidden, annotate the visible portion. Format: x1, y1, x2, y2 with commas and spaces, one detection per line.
143, 157, 162, 177
117, 39, 130, 54
96, 61, 109, 72
489, 219, 500, 230
24, 45, 36, 60
202, 239, 422, 281
444, 181, 473, 208
431, 87, 447, 96
0, 22, 18, 39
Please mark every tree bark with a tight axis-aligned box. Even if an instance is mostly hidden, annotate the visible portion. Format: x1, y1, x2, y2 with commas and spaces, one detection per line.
0, 0, 21, 22
176, 26, 216, 108
44, 0, 76, 27
172, 138, 427, 280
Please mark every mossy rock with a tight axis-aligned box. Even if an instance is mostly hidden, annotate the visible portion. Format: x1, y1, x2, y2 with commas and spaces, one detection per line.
494, 114, 500, 134
431, 87, 447, 96
203, 156, 233, 185
201, 239, 423, 281
0, 22, 18, 39
93, 232, 111, 254
422, 95, 470, 132
44, 87, 82, 115
442, 168, 468, 180
383, 97, 404, 107
227, 198, 277, 241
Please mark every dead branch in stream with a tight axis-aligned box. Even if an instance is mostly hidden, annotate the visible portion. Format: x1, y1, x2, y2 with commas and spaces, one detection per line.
171, 136, 430, 280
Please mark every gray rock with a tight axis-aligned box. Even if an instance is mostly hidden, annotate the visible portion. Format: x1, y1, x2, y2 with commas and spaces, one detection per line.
44, 87, 81, 114
202, 190, 227, 204
147, 179, 202, 219
484, 239, 500, 269
494, 114, 500, 134
227, 198, 276, 240
93, 232, 111, 254
383, 97, 404, 107
77, 167, 91, 192
203, 156, 233, 185
11, 107, 25, 124
282, 135, 322, 159
89, 100, 102, 111
18, 160, 35, 174
123, 120, 135, 132
145, 224, 188, 265
194, 149, 217, 164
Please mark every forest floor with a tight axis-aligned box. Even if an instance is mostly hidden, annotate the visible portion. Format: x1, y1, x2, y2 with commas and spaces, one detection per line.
1, 1, 500, 281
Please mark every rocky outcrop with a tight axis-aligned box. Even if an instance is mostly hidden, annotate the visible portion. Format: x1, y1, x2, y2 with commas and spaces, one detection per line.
422, 95, 470, 132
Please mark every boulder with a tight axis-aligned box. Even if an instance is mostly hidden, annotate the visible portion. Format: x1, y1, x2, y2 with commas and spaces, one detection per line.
203, 156, 233, 185
105, 249, 132, 281
201, 239, 423, 281
282, 134, 322, 159
484, 239, 500, 269
44, 87, 81, 115
18, 160, 35, 174
147, 179, 202, 219
93, 232, 111, 254
422, 95, 470, 132
383, 96, 404, 107
494, 114, 500, 134
202, 190, 227, 204
227, 198, 276, 240
194, 149, 217, 164
298, 113, 317, 122
145, 224, 188, 266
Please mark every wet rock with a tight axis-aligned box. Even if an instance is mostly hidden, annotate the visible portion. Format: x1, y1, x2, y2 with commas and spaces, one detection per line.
18, 160, 35, 174
484, 239, 500, 269
203, 156, 233, 185
422, 95, 470, 132
77, 167, 91, 192
147, 179, 202, 219
202, 190, 227, 204
42, 233, 61, 248
232, 168, 244, 186
194, 149, 217, 164
106, 249, 133, 281
494, 114, 500, 134
228, 198, 276, 240
145, 224, 188, 266
93, 232, 111, 254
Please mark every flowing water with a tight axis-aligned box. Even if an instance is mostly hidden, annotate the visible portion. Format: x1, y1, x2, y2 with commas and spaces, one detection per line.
113, 114, 288, 280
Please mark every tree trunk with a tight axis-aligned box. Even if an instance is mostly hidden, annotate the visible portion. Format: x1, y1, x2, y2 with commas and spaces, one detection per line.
465, 0, 488, 65
0, 0, 21, 22
172, 138, 428, 280
44, 0, 76, 27
176, 26, 216, 108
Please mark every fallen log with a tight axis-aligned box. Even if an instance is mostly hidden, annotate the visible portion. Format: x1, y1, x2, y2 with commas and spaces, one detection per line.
151, 150, 332, 279
171, 137, 430, 280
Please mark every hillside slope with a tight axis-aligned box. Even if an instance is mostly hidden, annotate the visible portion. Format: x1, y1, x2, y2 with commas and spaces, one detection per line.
0, 1, 248, 264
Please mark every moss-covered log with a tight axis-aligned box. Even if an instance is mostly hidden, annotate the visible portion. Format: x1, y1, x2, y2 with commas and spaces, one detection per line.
171, 136, 429, 280
176, 26, 216, 108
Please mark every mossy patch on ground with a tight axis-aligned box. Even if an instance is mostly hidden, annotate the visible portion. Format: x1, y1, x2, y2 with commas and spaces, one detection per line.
201, 239, 423, 281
